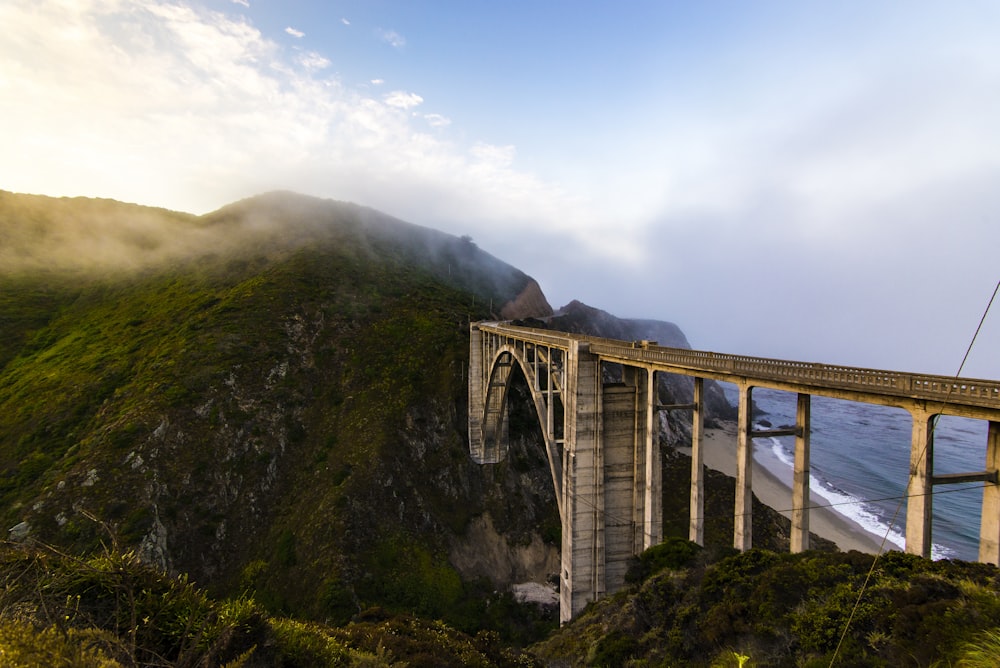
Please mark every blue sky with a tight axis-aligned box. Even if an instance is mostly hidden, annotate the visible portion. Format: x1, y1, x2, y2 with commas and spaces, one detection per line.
3, 0, 1000, 378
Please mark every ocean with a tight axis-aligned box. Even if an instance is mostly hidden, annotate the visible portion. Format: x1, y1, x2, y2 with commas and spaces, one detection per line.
720, 385, 989, 561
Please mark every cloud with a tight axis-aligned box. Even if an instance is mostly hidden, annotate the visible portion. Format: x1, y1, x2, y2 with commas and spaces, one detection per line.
285, 26, 304, 38
383, 91, 423, 109
423, 113, 451, 128
378, 29, 405, 48
7, 1, 998, 380
298, 51, 330, 70
232, 0, 249, 7
341, 18, 350, 26
0, 0, 600, 253
470, 143, 515, 168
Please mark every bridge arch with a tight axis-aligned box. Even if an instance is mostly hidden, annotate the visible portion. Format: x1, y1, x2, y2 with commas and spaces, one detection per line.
481, 343, 565, 521
470, 326, 660, 623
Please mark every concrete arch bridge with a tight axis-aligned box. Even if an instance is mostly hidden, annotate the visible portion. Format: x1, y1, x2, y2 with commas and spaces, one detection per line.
467, 322, 1000, 623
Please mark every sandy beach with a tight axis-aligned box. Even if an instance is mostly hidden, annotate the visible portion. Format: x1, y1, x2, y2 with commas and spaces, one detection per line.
681, 422, 889, 554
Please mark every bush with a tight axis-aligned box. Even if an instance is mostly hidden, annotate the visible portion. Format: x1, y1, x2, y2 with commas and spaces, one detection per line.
626, 537, 702, 583
0, 619, 122, 667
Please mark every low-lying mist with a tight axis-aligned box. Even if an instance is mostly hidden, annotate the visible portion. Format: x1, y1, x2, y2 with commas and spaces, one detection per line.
0, 189, 537, 309
1, 191, 233, 275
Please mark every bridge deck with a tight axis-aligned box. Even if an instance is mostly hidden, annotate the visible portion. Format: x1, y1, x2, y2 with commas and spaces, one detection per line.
471, 321, 1000, 621
478, 322, 1000, 420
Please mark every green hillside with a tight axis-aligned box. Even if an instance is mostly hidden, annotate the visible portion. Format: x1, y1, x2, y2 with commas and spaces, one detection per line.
0, 190, 557, 634
533, 544, 1000, 667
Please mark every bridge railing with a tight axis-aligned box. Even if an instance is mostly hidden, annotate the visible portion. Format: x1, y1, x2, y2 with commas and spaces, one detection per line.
477, 322, 1000, 411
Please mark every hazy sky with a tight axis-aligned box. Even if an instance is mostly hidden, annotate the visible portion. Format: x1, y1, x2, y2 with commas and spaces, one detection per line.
3, 0, 999, 378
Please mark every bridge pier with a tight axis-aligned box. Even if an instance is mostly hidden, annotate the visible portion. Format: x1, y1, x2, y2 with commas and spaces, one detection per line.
791, 393, 812, 553
903, 412, 1000, 563
603, 384, 642, 592
468, 326, 485, 461
689, 378, 705, 545
735, 382, 753, 551
734, 388, 814, 553
905, 407, 936, 559
560, 341, 602, 622
642, 369, 661, 549
980, 421, 1000, 564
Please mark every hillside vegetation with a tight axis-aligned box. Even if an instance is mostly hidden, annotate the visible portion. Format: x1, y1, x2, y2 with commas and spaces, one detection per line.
3, 190, 1000, 666
0, 190, 557, 636
0, 541, 538, 667
533, 542, 1000, 667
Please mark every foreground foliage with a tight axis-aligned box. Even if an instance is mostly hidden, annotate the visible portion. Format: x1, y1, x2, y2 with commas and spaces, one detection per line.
534, 542, 1000, 667
0, 543, 537, 667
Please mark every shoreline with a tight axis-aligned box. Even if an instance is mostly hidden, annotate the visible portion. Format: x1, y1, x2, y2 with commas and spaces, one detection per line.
680, 421, 889, 554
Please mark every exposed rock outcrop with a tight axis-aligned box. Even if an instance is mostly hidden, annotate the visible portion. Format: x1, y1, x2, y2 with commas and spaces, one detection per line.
449, 514, 559, 587
500, 279, 553, 320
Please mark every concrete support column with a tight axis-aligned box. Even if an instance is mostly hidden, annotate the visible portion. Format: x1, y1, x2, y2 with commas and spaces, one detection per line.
689, 378, 705, 545
979, 421, 1000, 564
735, 382, 753, 551
643, 368, 662, 549
622, 367, 646, 556
602, 385, 639, 594
560, 342, 602, 624
791, 393, 811, 553
905, 408, 935, 559
468, 325, 485, 462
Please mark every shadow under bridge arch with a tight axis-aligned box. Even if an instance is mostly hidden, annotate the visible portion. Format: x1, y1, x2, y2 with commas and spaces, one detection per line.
480, 343, 566, 522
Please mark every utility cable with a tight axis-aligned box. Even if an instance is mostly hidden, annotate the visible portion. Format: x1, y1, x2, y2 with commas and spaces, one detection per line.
829, 276, 1000, 667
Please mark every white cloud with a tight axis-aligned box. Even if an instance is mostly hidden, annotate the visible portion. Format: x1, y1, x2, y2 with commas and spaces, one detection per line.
370, 78, 384, 85
285, 26, 303, 38
383, 91, 423, 109
470, 142, 515, 168
378, 29, 405, 49
298, 51, 330, 70
0, 0, 601, 256
341, 18, 350, 26
232, 0, 249, 7
424, 113, 451, 127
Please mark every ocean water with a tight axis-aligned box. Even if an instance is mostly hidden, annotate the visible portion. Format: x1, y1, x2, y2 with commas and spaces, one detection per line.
720, 385, 989, 561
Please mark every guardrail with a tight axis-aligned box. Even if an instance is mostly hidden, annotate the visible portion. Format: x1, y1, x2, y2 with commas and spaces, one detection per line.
477, 322, 1000, 411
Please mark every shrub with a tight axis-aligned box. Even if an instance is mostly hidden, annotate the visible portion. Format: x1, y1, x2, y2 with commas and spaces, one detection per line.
0, 619, 122, 667
958, 628, 1000, 667
626, 537, 702, 583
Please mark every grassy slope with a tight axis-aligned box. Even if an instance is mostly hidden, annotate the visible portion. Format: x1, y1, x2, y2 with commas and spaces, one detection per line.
533, 544, 1000, 667
0, 192, 553, 637
0, 543, 537, 667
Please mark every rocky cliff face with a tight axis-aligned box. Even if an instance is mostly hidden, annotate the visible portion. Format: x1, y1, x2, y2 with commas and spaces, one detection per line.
500, 279, 553, 320
545, 300, 736, 445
